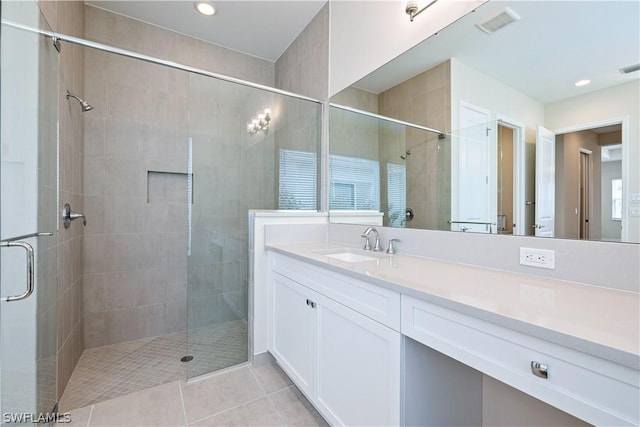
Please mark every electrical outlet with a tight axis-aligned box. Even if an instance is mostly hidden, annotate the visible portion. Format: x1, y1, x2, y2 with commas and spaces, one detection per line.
520, 247, 555, 269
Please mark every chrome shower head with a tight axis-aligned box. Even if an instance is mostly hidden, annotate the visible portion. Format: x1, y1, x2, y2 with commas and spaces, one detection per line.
66, 90, 93, 112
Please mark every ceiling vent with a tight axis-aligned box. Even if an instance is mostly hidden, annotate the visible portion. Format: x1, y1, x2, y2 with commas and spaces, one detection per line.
619, 63, 640, 74
476, 7, 521, 35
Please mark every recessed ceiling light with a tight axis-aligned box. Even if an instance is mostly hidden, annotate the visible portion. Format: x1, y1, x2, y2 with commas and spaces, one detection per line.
194, 1, 216, 16
574, 79, 591, 87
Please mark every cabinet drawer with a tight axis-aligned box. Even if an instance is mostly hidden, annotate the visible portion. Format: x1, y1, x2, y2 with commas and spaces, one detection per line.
272, 253, 401, 330
401, 295, 639, 426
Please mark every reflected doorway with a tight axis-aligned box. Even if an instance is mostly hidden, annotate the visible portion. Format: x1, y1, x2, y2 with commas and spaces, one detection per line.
497, 124, 514, 234
554, 123, 623, 241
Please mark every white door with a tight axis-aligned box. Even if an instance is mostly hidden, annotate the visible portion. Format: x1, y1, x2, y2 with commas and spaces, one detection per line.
314, 292, 401, 427
454, 102, 492, 233
270, 272, 316, 397
535, 126, 556, 237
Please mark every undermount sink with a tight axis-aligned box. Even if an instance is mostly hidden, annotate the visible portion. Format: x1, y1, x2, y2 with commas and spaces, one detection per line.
317, 248, 388, 263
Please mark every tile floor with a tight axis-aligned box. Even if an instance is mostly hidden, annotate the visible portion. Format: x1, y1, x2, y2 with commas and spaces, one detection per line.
56, 363, 328, 427
60, 320, 248, 411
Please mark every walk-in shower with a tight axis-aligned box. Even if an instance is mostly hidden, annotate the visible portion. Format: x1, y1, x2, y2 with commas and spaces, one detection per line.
1, 0, 321, 416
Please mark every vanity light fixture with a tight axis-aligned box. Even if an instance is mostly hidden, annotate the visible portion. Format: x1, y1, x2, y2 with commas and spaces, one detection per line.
574, 79, 591, 87
619, 63, 640, 74
405, 0, 439, 22
247, 108, 271, 135
194, 1, 216, 16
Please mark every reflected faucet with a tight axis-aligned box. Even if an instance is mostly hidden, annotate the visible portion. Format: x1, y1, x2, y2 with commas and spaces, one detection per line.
361, 227, 383, 252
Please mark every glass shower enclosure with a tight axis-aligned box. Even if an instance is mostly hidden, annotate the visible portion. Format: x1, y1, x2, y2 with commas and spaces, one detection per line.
187, 73, 321, 378
1, 1, 59, 419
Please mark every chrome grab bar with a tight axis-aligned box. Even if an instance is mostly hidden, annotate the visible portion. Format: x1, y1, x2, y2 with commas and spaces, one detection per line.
0, 232, 52, 302
1, 232, 53, 243
448, 220, 496, 234
448, 220, 495, 225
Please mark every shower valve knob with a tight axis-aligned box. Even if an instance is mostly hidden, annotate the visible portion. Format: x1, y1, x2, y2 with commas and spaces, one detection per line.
62, 203, 87, 229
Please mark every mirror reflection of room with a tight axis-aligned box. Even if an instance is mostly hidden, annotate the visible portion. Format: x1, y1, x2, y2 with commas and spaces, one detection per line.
328, 0, 639, 244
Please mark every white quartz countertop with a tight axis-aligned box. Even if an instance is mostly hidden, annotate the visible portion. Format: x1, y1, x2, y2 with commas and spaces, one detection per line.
267, 241, 640, 369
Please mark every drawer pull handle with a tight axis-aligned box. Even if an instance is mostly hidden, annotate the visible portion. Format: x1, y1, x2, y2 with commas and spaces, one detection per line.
531, 361, 548, 379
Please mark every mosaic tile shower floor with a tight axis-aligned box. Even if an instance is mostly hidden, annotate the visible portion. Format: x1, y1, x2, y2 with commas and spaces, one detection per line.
60, 320, 248, 411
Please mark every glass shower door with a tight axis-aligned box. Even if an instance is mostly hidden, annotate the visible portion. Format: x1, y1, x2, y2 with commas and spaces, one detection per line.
186, 72, 321, 379
1, 0, 59, 419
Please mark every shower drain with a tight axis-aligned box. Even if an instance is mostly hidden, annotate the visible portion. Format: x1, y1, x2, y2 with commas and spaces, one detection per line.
180, 355, 194, 362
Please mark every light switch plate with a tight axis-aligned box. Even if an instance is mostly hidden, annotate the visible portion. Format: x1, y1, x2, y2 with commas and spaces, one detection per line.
520, 247, 555, 269
630, 208, 640, 217
630, 193, 640, 203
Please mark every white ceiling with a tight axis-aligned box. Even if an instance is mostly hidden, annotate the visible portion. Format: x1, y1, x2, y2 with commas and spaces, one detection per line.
85, 0, 327, 62
353, 1, 640, 104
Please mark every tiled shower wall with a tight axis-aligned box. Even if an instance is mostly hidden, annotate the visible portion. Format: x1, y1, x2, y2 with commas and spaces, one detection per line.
329, 62, 451, 229
81, 6, 275, 348
275, 3, 329, 101
188, 78, 277, 333
39, 0, 86, 400
378, 60, 452, 231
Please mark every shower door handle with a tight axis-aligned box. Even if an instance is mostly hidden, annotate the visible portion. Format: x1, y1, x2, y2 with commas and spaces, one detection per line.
0, 240, 35, 302
0, 232, 52, 302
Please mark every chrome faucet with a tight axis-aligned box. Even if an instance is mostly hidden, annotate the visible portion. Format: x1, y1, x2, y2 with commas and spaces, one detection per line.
361, 227, 383, 252
386, 238, 400, 254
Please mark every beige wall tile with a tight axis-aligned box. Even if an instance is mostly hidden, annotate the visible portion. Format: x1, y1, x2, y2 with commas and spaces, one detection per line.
46, 1, 88, 399
83, 312, 106, 349
105, 307, 139, 344
275, 4, 328, 100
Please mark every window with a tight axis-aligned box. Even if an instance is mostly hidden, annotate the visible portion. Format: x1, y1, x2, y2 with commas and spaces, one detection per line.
387, 163, 406, 227
278, 149, 317, 210
278, 150, 384, 213
329, 155, 380, 210
611, 179, 622, 220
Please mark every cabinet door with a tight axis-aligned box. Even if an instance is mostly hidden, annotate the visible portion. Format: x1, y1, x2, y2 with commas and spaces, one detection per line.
271, 272, 316, 397
315, 293, 401, 426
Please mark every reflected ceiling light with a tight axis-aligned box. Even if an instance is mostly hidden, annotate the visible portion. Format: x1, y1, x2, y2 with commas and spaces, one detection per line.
405, 0, 438, 22
247, 108, 271, 136
574, 79, 591, 87
194, 1, 216, 16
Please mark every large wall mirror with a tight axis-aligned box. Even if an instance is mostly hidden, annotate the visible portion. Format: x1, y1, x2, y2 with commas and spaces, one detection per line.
329, 0, 639, 243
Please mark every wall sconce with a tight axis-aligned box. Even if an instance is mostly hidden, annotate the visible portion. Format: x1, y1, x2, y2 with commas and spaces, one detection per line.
247, 108, 271, 135
405, 0, 439, 22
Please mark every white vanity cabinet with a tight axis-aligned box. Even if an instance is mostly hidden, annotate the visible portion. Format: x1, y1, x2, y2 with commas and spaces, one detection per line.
269, 254, 401, 427
402, 295, 640, 426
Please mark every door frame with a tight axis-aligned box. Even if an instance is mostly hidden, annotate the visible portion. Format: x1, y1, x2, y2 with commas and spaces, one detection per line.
554, 117, 629, 242
578, 148, 593, 239
496, 114, 526, 235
